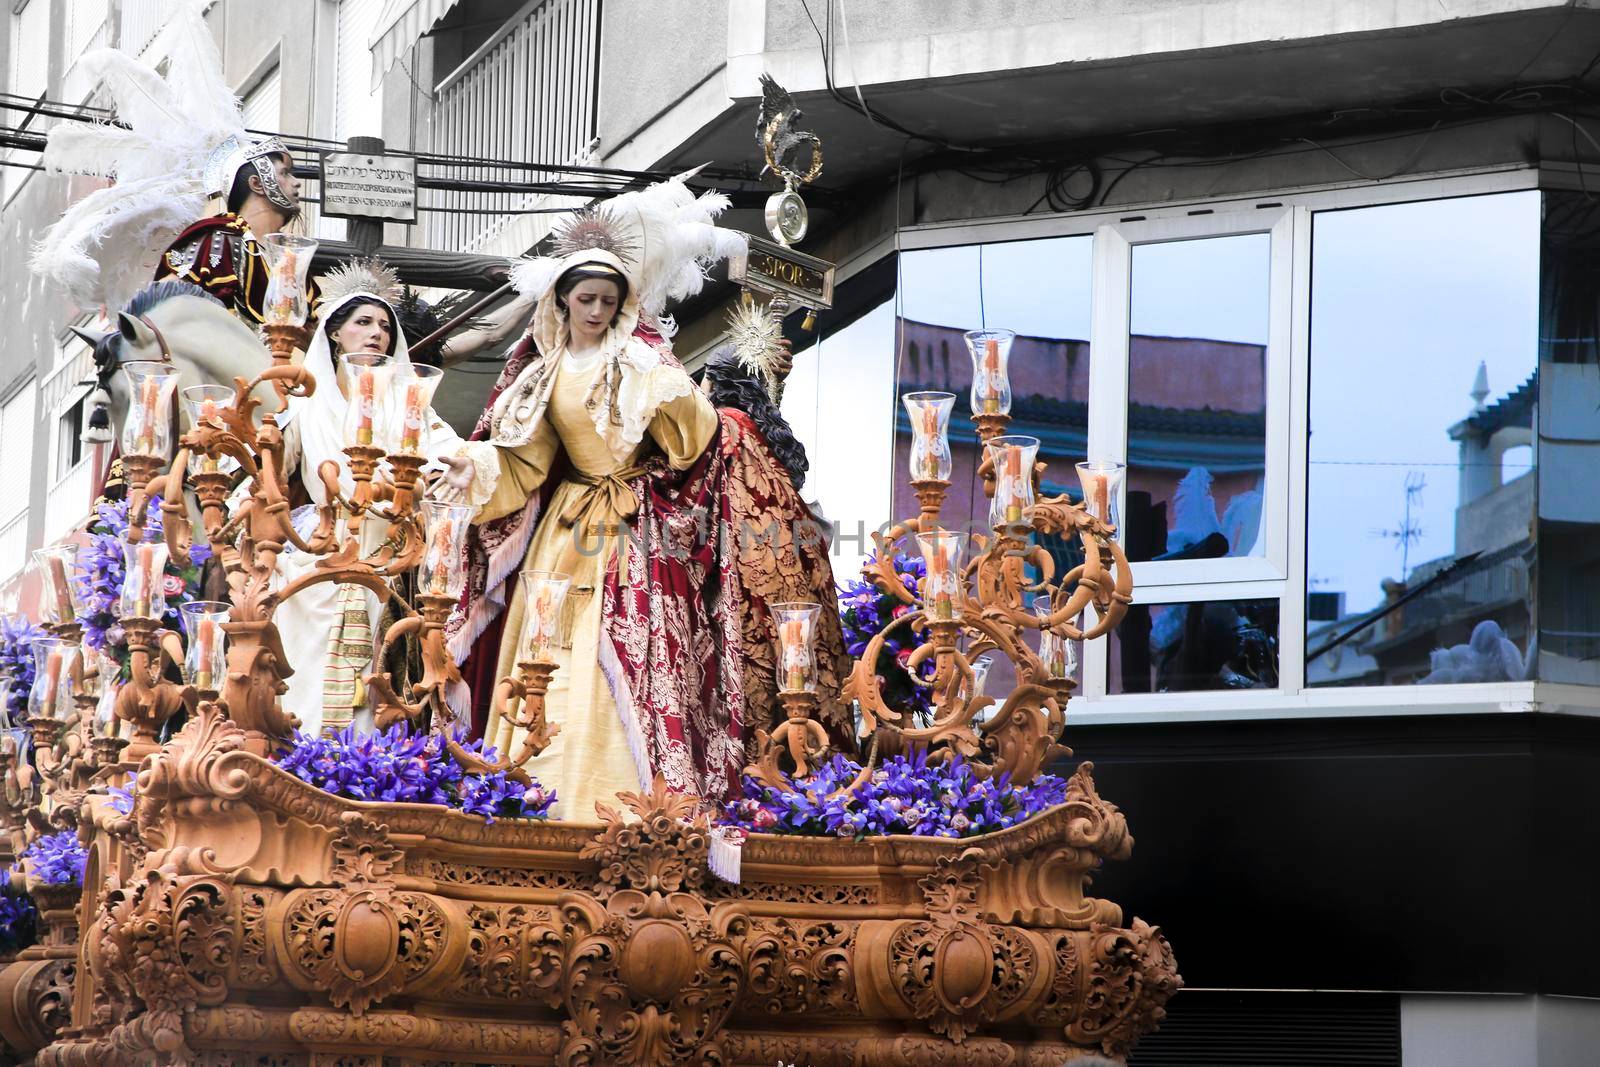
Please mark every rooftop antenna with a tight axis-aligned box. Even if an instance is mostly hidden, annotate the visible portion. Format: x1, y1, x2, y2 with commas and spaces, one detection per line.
1370, 471, 1427, 580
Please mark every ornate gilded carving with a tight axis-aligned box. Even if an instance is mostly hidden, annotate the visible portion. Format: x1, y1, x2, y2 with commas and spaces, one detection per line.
580, 776, 708, 900
457, 904, 562, 1004
558, 779, 755, 1066
90, 870, 235, 1062
279, 814, 452, 1016
1067, 918, 1182, 1059
15, 729, 1178, 1065
745, 918, 859, 1016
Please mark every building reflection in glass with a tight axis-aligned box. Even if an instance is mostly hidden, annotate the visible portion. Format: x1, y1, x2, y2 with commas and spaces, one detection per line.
1306, 191, 1539, 687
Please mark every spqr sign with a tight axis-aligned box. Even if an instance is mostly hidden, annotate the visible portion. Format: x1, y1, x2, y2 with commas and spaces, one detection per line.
320, 152, 417, 223
728, 235, 834, 310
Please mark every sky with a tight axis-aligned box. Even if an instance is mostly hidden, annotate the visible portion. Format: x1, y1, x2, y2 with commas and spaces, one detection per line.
1307, 190, 1538, 613
783, 190, 1540, 611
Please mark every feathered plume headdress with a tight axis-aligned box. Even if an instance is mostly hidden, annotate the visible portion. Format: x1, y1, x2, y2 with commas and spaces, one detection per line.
30, 0, 281, 308
316, 258, 404, 310
508, 169, 747, 335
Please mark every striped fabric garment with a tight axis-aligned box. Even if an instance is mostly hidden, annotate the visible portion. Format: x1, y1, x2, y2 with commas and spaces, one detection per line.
321, 583, 373, 732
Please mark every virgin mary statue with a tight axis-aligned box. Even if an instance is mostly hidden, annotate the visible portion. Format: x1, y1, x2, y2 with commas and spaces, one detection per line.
441, 175, 849, 819
276, 259, 468, 735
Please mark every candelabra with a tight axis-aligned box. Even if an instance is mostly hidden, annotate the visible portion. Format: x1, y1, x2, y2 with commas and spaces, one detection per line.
95, 241, 473, 758
749, 327, 1135, 796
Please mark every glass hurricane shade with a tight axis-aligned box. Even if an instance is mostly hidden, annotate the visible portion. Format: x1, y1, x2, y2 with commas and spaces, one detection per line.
903, 391, 955, 482
32, 545, 82, 626
180, 601, 228, 692
182, 384, 237, 475
118, 539, 170, 620
987, 435, 1041, 531
773, 601, 823, 693
517, 571, 571, 663
119, 362, 179, 459
393, 366, 444, 456
1033, 594, 1081, 681
964, 329, 1015, 417
260, 234, 319, 327
340, 355, 393, 449
421, 502, 473, 599
28, 638, 79, 722
93, 649, 121, 737
915, 530, 965, 621
1075, 460, 1127, 530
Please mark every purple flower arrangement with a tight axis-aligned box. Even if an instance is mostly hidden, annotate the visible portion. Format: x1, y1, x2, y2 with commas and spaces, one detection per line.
20, 830, 88, 887
838, 553, 937, 723
74, 496, 211, 674
722, 749, 1070, 840
274, 723, 556, 824
0, 614, 46, 723
0, 868, 38, 952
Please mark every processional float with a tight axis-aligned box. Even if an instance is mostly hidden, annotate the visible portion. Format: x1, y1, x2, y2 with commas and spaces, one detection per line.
0, 82, 1178, 1067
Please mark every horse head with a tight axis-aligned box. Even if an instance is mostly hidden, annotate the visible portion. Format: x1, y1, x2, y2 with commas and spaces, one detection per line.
92, 280, 275, 450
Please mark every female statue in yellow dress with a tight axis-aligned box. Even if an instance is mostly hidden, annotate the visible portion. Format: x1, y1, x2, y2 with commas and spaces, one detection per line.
440, 176, 849, 820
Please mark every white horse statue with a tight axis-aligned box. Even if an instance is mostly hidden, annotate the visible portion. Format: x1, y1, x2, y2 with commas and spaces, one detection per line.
72, 279, 275, 450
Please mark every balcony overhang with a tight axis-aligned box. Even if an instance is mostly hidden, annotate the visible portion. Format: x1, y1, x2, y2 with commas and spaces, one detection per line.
641, 3, 1600, 194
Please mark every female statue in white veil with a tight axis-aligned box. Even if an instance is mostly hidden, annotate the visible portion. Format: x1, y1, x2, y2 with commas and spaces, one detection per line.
276, 260, 468, 735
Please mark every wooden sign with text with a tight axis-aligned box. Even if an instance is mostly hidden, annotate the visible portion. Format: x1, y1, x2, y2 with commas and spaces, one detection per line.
729, 235, 835, 310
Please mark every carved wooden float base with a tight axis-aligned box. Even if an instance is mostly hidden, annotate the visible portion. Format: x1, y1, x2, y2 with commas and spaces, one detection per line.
10, 706, 1179, 1066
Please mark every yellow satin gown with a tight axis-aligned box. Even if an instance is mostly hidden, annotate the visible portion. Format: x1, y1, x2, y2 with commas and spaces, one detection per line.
475, 354, 717, 820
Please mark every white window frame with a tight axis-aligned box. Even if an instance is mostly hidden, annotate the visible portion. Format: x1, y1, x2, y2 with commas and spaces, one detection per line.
810, 163, 1594, 722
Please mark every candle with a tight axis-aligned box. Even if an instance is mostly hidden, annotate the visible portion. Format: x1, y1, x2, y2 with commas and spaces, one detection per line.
199, 398, 220, 472
781, 618, 806, 690
400, 379, 427, 454
136, 375, 159, 454
1089, 473, 1108, 522
428, 521, 454, 596
1003, 444, 1023, 523
357, 367, 376, 446
47, 555, 73, 624
927, 552, 949, 619
193, 617, 216, 690
41, 649, 62, 712
267, 248, 299, 322
130, 544, 155, 617
981, 338, 1000, 414
530, 587, 556, 659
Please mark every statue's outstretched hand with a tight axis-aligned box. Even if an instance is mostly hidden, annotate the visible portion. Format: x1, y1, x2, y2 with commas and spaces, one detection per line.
432, 453, 476, 505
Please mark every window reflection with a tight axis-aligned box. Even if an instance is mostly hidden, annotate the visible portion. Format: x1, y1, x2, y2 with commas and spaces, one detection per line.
1125, 234, 1270, 565
1537, 191, 1600, 685
895, 235, 1095, 545
896, 236, 1095, 700
1306, 191, 1539, 687
1109, 598, 1279, 694
780, 295, 898, 576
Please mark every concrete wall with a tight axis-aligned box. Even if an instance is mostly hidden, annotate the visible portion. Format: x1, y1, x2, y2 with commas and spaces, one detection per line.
1402, 994, 1600, 1067
755, 0, 1580, 85
597, 0, 730, 158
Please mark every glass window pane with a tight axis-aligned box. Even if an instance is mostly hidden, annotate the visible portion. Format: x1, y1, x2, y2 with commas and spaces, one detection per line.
1537, 191, 1600, 685
896, 235, 1094, 546
780, 291, 898, 577
1126, 234, 1270, 564
1108, 598, 1279, 694
1306, 191, 1539, 687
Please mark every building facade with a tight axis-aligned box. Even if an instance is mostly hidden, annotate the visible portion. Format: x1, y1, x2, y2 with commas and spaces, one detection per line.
3, 2, 1600, 1062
